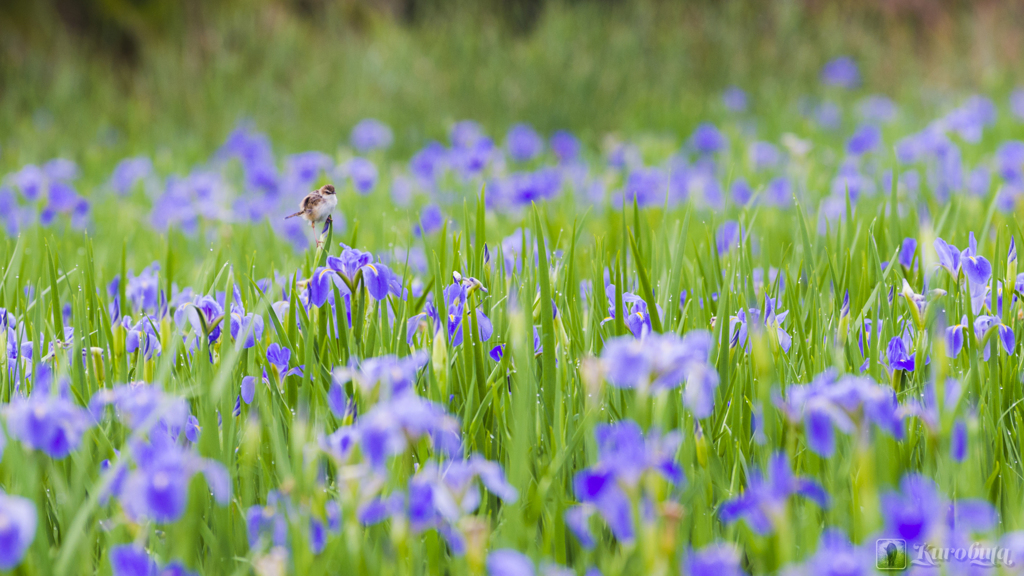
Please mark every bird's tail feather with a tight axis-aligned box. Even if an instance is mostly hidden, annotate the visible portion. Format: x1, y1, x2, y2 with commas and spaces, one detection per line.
285, 211, 303, 219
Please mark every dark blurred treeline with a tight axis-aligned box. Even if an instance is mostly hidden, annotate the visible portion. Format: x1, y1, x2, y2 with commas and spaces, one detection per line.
2, 0, 1022, 161
1, 0, 1018, 66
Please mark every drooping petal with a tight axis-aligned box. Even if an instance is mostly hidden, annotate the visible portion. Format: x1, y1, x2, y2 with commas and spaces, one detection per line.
109, 544, 157, 576
898, 237, 917, 268
564, 506, 596, 549
945, 324, 964, 358
363, 263, 392, 301
240, 376, 256, 405
961, 254, 992, 288
999, 323, 1016, 354
487, 550, 535, 576
0, 494, 37, 570
950, 420, 968, 462
477, 310, 493, 342
934, 238, 961, 274
805, 403, 836, 457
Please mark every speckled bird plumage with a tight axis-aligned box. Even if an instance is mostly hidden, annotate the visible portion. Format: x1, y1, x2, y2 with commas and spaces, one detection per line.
285, 184, 337, 229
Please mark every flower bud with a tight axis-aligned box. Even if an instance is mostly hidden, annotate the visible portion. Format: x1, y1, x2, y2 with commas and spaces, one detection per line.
432, 332, 449, 393
695, 421, 709, 469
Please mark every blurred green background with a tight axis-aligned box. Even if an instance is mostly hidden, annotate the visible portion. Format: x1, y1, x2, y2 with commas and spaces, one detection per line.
2, 0, 1023, 168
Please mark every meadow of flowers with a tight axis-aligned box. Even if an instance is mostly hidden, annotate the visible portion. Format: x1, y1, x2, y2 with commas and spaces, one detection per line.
3, 56, 1024, 575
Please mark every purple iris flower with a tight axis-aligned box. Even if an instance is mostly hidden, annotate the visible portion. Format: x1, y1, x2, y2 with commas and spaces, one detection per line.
174, 295, 224, 344
686, 544, 745, 576
846, 125, 881, 155
43, 158, 78, 181
321, 425, 359, 462
325, 500, 342, 533
283, 151, 333, 190
880, 475, 945, 545
88, 382, 192, 437
450, 136, 495, 178
859, 95, 898, 123
396, 456, 517, 552
267, 343, 291, 373
332, 351, 428, 397
903, 378, 963, 437
934, 237, 961, 276
125, 315, 162, 360
488, 344, 506, 362
549, 130, 581, 163
161, 562, 198, 576
945, 315, 967, 358
306, 266, 351, 309
719, 452, 828, 535
320, 244, 393, 302
951, 420, 968, 462
1011, 88, 1024, 120
414, 204, 444, 237
974, 315, 1015, 357
229, 312, 264, 349
566, 421, 682, 546
505, 124, 543, 162
345, 157, 378, 194
821, 56, 860, 89
326, 375, 353, 418
966, 165, 990, 196
818, 100, 845, 129
419, 281, 492, 347
354, 392, 461, 470
109, 544, 157, 576
722, 86, 747, 112
898, 237, 917, 268
5, 390, 93, 459
120, 433, 230, 523
886, 336, 916, 372
730, 297, 792, 353
350, 118, 393, 152
797, 529, 874, 576
358, 493, 404, 526
122, 263, 162, 315
0, 493, 37, 570
601, 332, 716, 405
617, 293, 652, 338
617, 167, 667, 208
410, 141, 448, 184
716, 220, 742, 255
487, 550, 534, 576
884, 477, 998, 558
309, 518, 326, 554
943, 95, 996, 142
240, 376, 256, 405
960, 232, 992, 291
691, 123, 726, 155
11, 164, 45, 201
774, 371, 902, 457
749, 141, 781, 170
730, 179, 753, 205
247, 491, 289, 550
450, 120, 486, 149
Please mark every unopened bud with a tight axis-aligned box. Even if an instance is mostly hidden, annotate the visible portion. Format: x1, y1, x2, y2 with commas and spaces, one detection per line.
695, 422, 708, 469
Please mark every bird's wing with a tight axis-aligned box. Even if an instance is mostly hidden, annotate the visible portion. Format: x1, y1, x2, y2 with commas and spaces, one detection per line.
301, 193, 323, 212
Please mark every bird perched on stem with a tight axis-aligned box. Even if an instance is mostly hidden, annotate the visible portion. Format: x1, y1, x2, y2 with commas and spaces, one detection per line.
286, 184, 337, 245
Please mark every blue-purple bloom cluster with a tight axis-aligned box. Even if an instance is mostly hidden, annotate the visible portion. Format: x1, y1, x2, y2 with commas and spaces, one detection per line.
8, 54, 1024, 576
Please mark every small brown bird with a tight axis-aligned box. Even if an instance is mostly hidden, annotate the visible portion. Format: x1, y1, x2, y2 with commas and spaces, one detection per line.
285, 184, 337, 230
